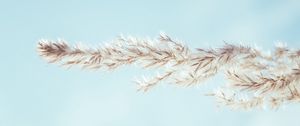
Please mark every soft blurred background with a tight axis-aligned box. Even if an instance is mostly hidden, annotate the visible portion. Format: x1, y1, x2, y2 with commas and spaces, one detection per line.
1, 0, 300, 126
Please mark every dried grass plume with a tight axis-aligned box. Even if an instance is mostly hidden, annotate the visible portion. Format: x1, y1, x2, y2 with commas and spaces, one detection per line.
37, 33, 300, 110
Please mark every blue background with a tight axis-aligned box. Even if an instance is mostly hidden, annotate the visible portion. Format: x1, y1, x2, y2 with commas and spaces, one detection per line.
1, 0, 300, 126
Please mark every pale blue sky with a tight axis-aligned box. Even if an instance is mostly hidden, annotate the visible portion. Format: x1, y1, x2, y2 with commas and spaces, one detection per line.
1, 0, 300, 126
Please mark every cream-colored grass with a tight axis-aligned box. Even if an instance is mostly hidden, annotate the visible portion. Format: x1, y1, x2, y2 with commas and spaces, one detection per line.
37, 33, 300, 110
